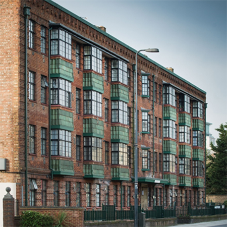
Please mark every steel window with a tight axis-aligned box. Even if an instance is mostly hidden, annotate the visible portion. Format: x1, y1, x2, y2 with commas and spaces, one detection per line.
51, 28, 72, 60
104, 57, 108, 80
84, 137, 102, 162
111, 143, 128, 165
41, 26, 46, 53
41, 75, 47, 104
65, 181, 71, 207
96, 184, 101, 207
105, 99, 109, 122
142, 150, 150, 169
29, 179, 37, 206
163, 120, 176, 139
84, 91, 102, 117
51, 78, 71, 107
105, 141, 109, 164
41, 180, 47, 206
163, 154, 175, 173
29, 71, 35, 101
193, 101, 203, 118
179, 94, 190, 113
51, 130, 71, 157
163, 85, 176, 107
54, 181, 59, 206
76, 182, 81, 207
179, 126, 190, 143
85, 183, 91, 207
111, 101, 127, 124
29, 20, 34, 49
193, 131, 203, 147
76, 88, 81, 114
111, 59, 127, 85
179, 158, 191, 175
41, 128, 47, 155
76, 135, 81, 161
142, 112, 150, 132
84, 46, 102, 74
142, 75, 149, 96
193, 160, 204, 176
76, 44, 80, 68
29, 125, 35, 154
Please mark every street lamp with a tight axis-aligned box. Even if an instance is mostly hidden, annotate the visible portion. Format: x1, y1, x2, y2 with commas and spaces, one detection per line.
134, 48, 159, 227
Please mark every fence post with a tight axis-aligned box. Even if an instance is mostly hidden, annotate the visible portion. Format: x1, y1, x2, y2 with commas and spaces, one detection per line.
3, 187, 15, 227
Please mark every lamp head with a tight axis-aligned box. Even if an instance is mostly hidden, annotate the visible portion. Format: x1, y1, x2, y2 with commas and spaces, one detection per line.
145, 48, 159, 53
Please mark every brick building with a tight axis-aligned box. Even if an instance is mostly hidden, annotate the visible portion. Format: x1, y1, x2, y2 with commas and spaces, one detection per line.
0, 0, 206, 222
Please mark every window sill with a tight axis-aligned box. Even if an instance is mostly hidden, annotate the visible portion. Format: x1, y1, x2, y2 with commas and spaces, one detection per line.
141, 132, 150, 134
141, 95, 149, 98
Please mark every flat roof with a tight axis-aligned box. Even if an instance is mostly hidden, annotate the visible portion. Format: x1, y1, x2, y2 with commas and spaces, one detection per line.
45, 0, 206, 94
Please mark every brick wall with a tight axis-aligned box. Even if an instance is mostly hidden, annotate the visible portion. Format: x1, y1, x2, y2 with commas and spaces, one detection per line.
206, 195, 227, 204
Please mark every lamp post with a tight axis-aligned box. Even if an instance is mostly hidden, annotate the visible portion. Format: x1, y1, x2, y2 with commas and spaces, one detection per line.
134, 48, 159, 227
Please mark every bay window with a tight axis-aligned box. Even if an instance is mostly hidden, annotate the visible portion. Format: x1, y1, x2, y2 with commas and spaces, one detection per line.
84, 91, 102, 117
84, 137, 102, 162
112, 143, 128, 165
163, 154, 175, 172
111, 101, 127, 124
51, 130, 71, 157
163, 120, 176, 139
51, 28, 72, 60
51, 78, 71, 108
179, 158, 191, 175
193, 131, 203, 147
179, 126, 190, 143
163, 86, 176, 107
84, 46, 102, 74
179, 94, 190, 113
193, 160, 203, 176
111, 60, 127, 85
193, 101, 203, 118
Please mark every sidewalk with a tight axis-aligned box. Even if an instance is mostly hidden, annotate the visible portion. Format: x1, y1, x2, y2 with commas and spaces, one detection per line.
169, 219, 227, 227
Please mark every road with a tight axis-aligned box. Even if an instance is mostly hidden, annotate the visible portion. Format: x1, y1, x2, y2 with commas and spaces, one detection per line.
169, 219, 227, 227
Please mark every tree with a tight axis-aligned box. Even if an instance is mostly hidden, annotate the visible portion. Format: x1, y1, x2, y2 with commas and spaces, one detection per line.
206, 123, 227, 194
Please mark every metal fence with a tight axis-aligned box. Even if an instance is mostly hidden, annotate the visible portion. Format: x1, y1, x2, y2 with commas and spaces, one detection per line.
84, 203, 226, 222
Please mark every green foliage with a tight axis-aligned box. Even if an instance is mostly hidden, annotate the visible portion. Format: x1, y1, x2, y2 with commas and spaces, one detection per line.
223, 200, 227, 206
54, 212, 70, 227
20, 211, 53, 227
206, 123, 227, 194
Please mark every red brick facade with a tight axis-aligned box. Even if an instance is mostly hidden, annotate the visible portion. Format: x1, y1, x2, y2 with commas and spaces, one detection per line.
0, 0, 206, 224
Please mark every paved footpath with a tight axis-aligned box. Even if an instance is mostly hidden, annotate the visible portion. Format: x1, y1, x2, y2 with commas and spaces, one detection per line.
169, 219, 227, 227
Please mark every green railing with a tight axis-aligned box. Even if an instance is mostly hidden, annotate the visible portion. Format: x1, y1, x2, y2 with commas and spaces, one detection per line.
116, 210, 134, 220
84, 209, 106, 221
84, 204, 227, 222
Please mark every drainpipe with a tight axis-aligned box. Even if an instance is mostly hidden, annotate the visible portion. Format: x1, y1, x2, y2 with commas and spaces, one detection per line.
204, 103, 207, 204
152, 75, 155, 178
121, 181, 123, 210
162, 85, 165, 207
23, 5, 30, 207
49, 27, 53, 179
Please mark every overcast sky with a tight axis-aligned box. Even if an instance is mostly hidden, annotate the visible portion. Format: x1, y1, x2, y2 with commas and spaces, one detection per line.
53, 0, 227, 139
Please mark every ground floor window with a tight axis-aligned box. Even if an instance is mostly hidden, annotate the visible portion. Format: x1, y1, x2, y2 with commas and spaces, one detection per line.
86, 183, 91, 207
29, 179, 37, 206
76, 182, 81, 207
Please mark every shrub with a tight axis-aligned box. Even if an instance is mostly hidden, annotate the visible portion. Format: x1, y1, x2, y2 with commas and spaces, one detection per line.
20, 211, 53, 227
223, 200, 227, 207
54, 212, 70, 227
